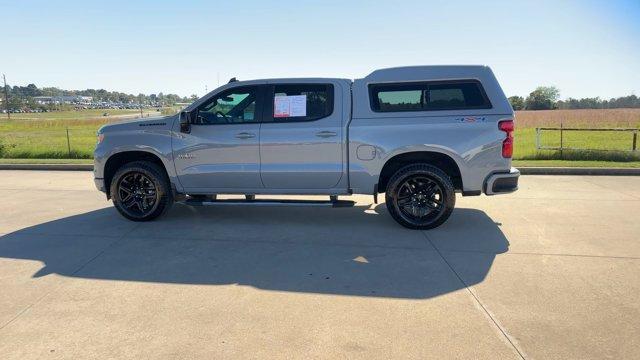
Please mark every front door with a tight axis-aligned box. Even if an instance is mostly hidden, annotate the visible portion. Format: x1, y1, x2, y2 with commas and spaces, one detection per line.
259, 82, 344, 189
173, 85, 265, 192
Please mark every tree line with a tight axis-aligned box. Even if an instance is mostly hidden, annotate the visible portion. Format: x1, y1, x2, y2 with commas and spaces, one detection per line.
4, 83, 639, 112
508, 86, 640, 111
1, 83, 198, 110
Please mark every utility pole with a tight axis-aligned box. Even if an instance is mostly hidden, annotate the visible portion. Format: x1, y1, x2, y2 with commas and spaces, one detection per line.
2, 74, 9, 119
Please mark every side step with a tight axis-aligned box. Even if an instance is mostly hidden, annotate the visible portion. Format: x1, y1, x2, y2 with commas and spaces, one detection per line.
183, 198, 355, 208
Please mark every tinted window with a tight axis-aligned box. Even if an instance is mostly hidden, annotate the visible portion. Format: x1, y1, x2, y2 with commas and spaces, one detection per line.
196, 87, 259, 125
271, 84, 333, 122
370, 81, 491, 112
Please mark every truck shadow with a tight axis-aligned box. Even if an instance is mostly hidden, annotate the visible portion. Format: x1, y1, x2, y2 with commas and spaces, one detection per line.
0, 203, 508, 299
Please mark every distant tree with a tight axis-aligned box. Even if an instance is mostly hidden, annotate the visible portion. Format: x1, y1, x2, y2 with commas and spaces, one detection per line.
557, 97, 604, 109
24, 84, 41, 97
508, 96, 525, 110
7, 95, 23, 110
525, 86, 560, 110
607, 94, 640, 109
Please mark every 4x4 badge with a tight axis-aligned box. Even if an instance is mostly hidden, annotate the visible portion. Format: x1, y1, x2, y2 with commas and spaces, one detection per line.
456, 116, 486, 123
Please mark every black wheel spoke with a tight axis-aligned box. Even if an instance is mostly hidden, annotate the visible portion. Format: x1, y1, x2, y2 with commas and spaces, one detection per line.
123, 197, 137, 209
423, 183, 436, 195
424, 201, 439, 210
118, 171, 159, 217
399, 182, 414, 195
395, 174, 446, 221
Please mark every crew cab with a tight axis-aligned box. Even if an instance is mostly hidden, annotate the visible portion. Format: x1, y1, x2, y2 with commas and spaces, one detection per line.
94, 65, 519, 229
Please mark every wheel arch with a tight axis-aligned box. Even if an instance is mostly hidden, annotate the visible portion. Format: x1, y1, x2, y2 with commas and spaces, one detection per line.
377, 151, 463, 193
103, 150, 170, 198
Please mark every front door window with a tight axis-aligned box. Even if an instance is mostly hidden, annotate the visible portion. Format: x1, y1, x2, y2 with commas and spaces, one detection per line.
196, 87, 258, 125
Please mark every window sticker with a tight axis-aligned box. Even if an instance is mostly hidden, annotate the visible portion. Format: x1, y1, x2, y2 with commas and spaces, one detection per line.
274, 95, 307, 117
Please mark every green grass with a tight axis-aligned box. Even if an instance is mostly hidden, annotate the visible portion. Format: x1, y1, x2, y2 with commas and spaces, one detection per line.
0, 158, 93, 164
0, 108, 176, 159
512, 160, 640, 168
514, 128, 640, 161
1, 108, 639, 166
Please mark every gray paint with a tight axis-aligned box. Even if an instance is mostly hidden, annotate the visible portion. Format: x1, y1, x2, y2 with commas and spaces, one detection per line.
94, 65, 518, 196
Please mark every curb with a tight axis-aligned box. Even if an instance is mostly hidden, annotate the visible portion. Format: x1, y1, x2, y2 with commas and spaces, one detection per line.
518, 167, 640, 176
1, 164, 639, 176
0, 164, 93, 171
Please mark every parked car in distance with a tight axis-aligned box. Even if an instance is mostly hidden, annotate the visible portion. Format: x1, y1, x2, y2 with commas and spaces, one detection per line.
94, 65, 519, 229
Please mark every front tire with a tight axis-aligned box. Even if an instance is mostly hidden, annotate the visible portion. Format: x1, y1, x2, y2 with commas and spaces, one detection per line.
385, 164, 455, 230
110, 161, 173, 221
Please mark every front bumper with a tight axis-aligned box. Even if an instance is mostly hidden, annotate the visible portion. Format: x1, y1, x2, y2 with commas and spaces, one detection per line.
484, 167, 519, 195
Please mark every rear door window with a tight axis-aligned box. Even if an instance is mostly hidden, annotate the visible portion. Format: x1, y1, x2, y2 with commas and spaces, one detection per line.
269, 84, 334, 122
370, 80, 491, 112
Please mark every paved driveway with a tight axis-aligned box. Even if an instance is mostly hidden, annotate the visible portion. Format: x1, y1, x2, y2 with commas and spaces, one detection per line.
0, 171, 638, 359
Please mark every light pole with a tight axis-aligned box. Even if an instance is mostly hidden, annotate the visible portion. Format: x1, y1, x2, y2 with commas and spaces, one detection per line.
2, 74, 9, 119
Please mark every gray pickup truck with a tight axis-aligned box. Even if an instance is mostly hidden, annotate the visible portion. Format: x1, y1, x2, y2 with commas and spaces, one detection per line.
94, 65, 519, 229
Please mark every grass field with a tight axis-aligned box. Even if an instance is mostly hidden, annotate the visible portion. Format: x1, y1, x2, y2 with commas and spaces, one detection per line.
0, 108, 176, 158
514, 109, 640, 162
0, 108, 639, 165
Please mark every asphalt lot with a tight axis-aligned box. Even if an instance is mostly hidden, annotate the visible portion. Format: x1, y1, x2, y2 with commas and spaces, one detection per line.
0, 171, 638, 359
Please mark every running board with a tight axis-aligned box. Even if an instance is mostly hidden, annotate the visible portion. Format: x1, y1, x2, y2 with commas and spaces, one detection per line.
183, 198, 355, 208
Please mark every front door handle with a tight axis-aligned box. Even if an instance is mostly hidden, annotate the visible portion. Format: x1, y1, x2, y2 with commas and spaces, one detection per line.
315, 131, 337, 138
235, 132, 256, 139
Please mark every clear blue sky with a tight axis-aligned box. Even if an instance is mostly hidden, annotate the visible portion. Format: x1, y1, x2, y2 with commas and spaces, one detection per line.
1, 0, 638, 99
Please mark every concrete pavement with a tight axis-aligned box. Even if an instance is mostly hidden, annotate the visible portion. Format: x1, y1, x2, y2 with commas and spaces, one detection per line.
0, 171, 638, 359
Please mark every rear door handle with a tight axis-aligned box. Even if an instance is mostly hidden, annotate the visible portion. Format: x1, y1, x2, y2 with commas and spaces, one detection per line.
235, 132, 256, 139
315, 131, 337, 138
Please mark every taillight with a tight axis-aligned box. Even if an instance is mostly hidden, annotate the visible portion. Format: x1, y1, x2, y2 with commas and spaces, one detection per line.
498, 120, 514, 158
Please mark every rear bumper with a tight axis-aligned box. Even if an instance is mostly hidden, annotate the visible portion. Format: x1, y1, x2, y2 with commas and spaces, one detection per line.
484, 167, 519, 195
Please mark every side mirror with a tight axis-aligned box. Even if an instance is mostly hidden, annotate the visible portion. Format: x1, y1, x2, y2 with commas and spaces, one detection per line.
179, 111, 192, 133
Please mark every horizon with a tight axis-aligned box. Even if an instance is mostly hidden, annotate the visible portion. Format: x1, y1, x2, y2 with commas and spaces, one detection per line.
1, 0, 639, 99
2, 77, 639, 103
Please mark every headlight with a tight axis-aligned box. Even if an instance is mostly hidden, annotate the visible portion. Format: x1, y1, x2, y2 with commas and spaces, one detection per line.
97, 133, 105, 144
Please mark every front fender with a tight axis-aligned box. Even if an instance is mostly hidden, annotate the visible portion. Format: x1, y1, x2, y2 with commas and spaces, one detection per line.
93, 128, 178, 191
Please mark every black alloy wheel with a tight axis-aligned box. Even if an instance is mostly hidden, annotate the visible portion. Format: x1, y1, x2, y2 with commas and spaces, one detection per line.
385, 164, 455, 229
110, 161, 173, 221
117, 172, 159, 217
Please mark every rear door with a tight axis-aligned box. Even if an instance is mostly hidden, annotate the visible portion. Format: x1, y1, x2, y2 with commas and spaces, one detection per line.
259, 82, 344, 189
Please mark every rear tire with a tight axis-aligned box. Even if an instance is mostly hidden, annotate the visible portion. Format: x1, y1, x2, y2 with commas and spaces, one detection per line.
110, 161, 173, 221
385, 164, 455, 230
